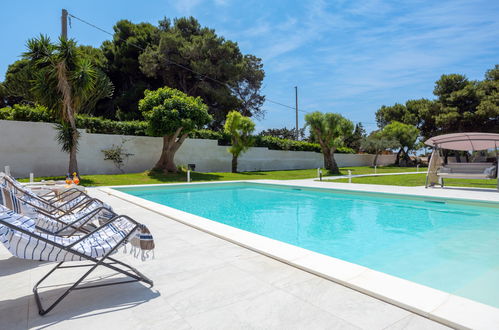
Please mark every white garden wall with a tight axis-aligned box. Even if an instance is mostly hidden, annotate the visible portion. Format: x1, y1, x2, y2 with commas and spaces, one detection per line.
0, 120, 395, 177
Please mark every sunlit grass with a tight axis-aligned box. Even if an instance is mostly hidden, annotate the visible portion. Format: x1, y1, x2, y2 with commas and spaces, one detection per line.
19, 165, 425, 187
330, 173, 497, 189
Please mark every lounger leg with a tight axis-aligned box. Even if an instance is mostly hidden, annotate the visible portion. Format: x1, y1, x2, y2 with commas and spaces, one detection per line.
33, 247, 153, 315
106, 257, 153, 287
34, 258, 109, 315
0, 216, 154, 316
33, 262, 68, 315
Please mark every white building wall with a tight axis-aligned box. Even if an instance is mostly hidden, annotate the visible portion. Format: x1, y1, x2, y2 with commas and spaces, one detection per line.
0, 120, 396, 177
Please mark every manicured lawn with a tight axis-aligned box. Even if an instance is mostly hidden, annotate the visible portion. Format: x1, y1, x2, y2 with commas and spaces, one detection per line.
335, 165, 426, 176
20, 168, 321, 186
19, 166, 423, 187
330, 173, 498, 189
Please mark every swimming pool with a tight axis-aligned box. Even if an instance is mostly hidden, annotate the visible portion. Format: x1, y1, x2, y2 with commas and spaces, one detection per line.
117, 182, 499, 308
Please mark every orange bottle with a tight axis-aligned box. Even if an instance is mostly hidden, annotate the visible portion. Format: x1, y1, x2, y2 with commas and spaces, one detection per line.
73, 172, 80, 185
65, 173, 73, 185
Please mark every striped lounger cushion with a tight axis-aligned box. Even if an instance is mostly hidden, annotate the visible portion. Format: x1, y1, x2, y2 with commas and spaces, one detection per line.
1, 185, 114, 235
0, 175, 109, 213
0, 205, 136, 262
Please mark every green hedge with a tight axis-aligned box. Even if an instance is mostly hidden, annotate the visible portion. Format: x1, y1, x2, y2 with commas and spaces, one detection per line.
0, 104, 53, 122
0, 104, 354, 154
76, 116, 148, 136
0, 105, 148, 136
253, 136, 354, 154
188, 129, 224, 140
255, 136, 320, 152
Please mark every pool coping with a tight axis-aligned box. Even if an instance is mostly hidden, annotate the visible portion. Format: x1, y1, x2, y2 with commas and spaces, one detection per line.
98, 180, 499, 330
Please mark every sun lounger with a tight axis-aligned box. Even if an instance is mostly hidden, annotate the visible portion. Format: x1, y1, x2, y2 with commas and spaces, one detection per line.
1, 182, 116, 236
0, 205, 153, 315
0, 173, 112, 217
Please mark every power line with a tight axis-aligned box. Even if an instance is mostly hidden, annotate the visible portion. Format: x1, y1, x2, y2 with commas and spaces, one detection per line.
67, 12, 381, 129
69, 13, 235, 90
266, 99, 308, 113
68, 14, 114, 37
68, 12, 307, 113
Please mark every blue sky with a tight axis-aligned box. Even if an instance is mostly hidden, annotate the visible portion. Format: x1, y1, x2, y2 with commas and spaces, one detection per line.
1, 0, 498, 132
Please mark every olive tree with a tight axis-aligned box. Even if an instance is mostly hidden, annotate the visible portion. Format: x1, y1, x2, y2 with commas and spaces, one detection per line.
224, 111, 255, 173
382, 121, 419, 165
305, 112, 354, 174
139, 87, 212, 173
361, 131, 400, 166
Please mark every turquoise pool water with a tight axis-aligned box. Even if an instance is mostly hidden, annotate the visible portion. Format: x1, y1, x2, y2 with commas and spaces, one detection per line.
117, 183, 499, 307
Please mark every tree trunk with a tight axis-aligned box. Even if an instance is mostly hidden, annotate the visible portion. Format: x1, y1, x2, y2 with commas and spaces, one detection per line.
67, 112, 79, 174
395, 148, 403, 166
373, 152, 379, 167
322, 148, 331, 170
232, 155, 238, 173
154, 130, 188, 173
329, 154, 340, 174
154, 149, 177, 172
68, 143, 78, 174
154, 136, 178, 173
322, 148, 340, 174
400, 148, 411, 166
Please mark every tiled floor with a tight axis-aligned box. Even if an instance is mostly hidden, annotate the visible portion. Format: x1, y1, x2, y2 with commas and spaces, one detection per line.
0, 189, 450, 329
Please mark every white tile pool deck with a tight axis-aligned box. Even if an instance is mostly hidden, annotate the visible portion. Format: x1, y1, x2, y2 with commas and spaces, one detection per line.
1, 180, 498, 329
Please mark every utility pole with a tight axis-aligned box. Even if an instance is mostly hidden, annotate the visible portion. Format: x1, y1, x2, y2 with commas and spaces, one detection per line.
61, 9, 68, 39
295, 86, 299, 140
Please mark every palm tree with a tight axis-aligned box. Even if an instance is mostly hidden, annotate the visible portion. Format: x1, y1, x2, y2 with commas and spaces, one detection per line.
23, 35, 113, 174
224, 111, 255, 173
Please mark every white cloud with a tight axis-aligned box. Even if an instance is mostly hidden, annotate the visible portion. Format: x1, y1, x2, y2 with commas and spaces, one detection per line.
172, 0, 499, 129
174, 0, 203, 14
286, 0, 499, 104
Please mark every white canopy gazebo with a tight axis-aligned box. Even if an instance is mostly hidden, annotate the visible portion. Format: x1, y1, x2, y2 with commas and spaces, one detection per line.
424, 132, 499, 190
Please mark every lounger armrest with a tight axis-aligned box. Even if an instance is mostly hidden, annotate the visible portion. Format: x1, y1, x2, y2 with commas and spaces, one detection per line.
19, 195, 67, 215
50, 206, 117, 236
66, 214, 139, 248
53, 194, 92, 212
44, 188, 88, 202
28, 198, 86, 219
70, 198, 104, 213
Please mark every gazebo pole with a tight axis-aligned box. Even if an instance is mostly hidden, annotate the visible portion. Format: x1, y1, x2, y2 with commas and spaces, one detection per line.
495, 142, 498, 190
425, 147, 441, 188
438, 147, 445, 187
425, 149, 432, 188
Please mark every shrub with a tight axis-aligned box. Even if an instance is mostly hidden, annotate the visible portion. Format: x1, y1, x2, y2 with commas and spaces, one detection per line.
336, 146, 356, 154
0, 104, 356, 154
0, 105, 148, 135
253, 136, 354, 153
0, 107, 12, 120
101, 138, 134, 173
254, 136, 319, 152
188, 129, 232, 144
76, 116, 148, 136
0, 104, 53, 122
188, 129, 223, 140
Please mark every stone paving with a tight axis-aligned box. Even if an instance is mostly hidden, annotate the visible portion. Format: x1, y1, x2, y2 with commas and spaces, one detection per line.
0, 188, 451, 329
